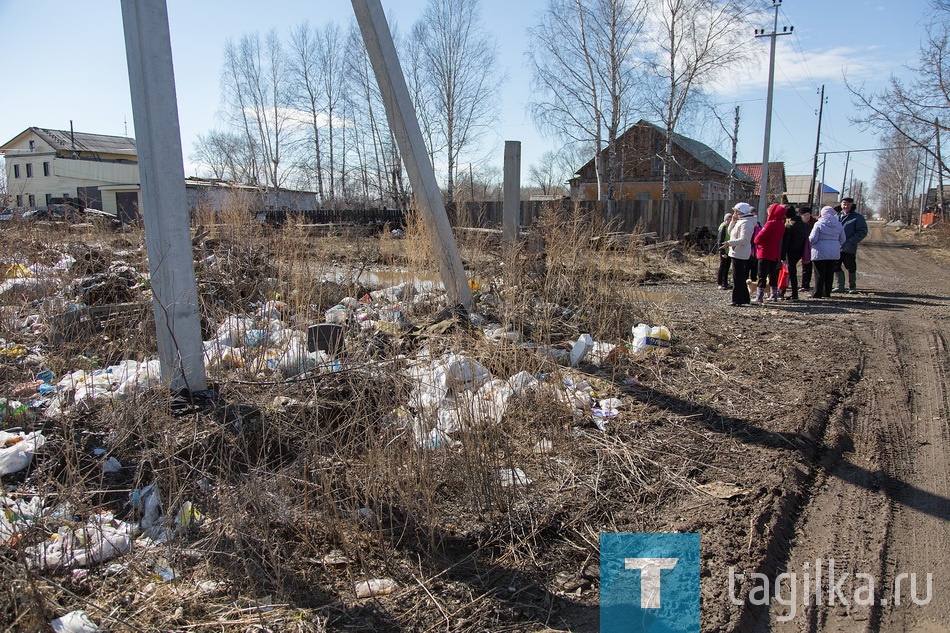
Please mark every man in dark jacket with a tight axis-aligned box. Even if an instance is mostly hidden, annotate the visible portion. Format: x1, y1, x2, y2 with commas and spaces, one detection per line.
833, 197, 869, 293
781, 206, 810, 301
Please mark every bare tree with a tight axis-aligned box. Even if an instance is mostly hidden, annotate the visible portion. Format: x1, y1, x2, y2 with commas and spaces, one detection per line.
528, 149, 570, 195
410, 0, 501, 203
528, 0, 647, 212
848, 3, 950, 181
646, 0, 763, 199
873, 131, 923, 222
191, 130, 258, 181
288, 22, 328, 201
220, 30, 295, 195
346, 22, 409, 208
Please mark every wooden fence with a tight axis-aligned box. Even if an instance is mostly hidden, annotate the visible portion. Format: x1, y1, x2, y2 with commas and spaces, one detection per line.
459, 199, 736, 240
264, 199, 738, 242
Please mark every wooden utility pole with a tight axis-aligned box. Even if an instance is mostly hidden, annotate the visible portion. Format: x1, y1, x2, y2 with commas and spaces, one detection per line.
729, 106, 740, 201
840, 151, 851, 201
936, 117, 945, 213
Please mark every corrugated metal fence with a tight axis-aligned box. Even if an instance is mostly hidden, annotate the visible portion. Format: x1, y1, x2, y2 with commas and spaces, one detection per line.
459, 200, 735, 240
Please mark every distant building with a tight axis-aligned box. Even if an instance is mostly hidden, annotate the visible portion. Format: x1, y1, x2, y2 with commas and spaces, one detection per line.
784, 175, 839, 208
569, 120, 756, 202
1, 127, 140, 220
1, 126, 318, 221
735, 162, 787, 203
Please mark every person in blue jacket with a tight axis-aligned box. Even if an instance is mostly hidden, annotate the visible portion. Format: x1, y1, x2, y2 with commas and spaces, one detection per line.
833, 197, 869, 293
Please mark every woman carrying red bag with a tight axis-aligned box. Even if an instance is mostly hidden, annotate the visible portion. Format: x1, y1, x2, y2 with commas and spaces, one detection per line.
781, 206, 810, 301
750, 203, 787, 303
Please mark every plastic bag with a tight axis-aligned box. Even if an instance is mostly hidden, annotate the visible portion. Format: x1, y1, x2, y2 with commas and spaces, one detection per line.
631, 324, 671, 353
0, 430, 46, 476
777, 262, 789, 292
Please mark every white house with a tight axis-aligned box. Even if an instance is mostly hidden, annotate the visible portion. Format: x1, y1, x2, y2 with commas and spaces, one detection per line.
2, 127, 320, 222
1, 127, 141, 220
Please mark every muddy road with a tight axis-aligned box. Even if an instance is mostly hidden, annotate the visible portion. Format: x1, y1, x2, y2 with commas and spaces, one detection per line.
753, 224, 950, 632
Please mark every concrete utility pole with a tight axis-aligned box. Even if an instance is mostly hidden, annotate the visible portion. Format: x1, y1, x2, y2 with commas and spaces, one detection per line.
351, 0, 472, 309
502, 141, 521, 245
808, 84, 825, 210
754, 0, 793, 222
121, 0, 206, 392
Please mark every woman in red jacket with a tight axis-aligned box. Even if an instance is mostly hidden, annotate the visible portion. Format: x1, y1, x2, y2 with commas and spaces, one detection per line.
751, 203, 787, 303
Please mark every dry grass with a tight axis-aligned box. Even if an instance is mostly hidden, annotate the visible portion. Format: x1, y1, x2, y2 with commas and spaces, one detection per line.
0, 201, 713, 632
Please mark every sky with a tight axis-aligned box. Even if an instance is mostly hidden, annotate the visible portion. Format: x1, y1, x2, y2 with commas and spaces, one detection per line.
0, 0, 935, 200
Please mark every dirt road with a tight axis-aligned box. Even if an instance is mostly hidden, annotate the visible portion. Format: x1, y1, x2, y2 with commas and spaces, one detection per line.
759, 224, 950, 632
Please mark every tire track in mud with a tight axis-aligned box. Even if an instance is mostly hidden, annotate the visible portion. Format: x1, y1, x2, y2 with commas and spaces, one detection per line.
735, 226, 950, 632
877, 319, 950, 632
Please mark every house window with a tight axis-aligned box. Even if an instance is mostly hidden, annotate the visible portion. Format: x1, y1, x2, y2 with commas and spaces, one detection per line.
29, 140, 35, 151
43, 162, 51, 177
16, 195, 22, 207
26, 163, 33, 178
28, 194, 35, 207
673, 192, 686, 201
636, 193, 650, 201
13, 164, 20, 179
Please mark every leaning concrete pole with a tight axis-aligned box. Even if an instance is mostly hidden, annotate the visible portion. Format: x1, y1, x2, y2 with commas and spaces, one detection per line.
502, 141, 521, 245
352, 0, 472, 309
121, 0, 206, 391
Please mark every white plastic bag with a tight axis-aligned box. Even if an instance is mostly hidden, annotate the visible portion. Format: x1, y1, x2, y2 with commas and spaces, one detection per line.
631, 323, 671, 353
0, 430, 46, 476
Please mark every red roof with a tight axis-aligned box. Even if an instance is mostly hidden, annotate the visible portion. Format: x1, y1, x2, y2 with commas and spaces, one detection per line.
735, 162, 786, 196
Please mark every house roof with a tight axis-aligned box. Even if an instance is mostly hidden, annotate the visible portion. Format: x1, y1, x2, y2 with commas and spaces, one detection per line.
575, 120, 755, 182
785, 175, 838, 196
0, 127, 136, 155
735, 162, 786, 196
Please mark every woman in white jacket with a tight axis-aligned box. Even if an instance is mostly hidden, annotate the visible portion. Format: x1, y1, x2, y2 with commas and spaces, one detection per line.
721, 202, 757, 306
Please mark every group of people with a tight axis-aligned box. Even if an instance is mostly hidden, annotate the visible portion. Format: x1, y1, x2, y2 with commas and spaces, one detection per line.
716, 198, 869, 306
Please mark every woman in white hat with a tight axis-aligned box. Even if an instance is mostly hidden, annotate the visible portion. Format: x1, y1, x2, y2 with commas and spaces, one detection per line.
720, 202, 757, 306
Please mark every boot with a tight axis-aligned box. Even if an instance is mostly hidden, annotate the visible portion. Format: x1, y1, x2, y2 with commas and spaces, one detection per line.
832, 270, 845, 293
751, 288, 765, 303
848, 271, 858, 293
767, 287, 779, 301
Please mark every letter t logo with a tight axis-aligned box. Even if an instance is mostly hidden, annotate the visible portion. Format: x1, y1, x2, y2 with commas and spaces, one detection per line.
625, 558, 678, 608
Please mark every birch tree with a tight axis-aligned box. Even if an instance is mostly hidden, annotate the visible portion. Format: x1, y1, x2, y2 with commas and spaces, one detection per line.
645, 0, 763, 200
220, 30, 294, 194
410, 0, 501, 203
527, 0, 648, 212
872, 132, 923, 223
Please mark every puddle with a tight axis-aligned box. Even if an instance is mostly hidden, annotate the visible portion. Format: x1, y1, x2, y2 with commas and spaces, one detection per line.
320, 266, 683, 302
624, 289, 685, 302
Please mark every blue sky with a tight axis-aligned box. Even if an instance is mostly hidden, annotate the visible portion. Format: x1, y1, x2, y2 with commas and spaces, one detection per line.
0, 0, 932, 196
